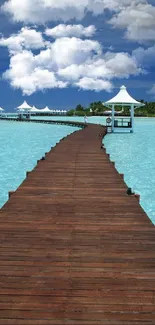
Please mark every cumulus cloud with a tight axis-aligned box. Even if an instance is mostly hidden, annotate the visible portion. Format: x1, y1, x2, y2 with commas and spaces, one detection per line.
45, 24, 96, 38
149, 85, 155, 96
75, 77, 113, 91
58, 60, 110, 81
2, 0, 155, 45
0, 27, 45, 54
58, 53, 141, 82
2, 36, 103, 94
2, 0, 155, 48
3, 50, 68, 95
133, 45, 155, 67
105, 52, 140, 76
47, 37, 101, 68
0, 25, 142, 95
33, 37, 101, 72
109, 2, 155, 43
1, 0, 97, 23
1, 0, 137, 24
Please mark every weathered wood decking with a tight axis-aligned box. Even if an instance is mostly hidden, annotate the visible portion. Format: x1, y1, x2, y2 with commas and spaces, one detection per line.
0, 123, 155, 324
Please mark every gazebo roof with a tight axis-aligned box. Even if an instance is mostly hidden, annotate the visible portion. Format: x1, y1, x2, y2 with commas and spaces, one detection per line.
0, 107, 4, 111
31, 106, 39, 112
105, 86, 144, 107
41, 106, 51, 112
17, 101, 32, 110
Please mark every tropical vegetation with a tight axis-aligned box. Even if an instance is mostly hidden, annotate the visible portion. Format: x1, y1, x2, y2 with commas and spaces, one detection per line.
66, 101, 155, 117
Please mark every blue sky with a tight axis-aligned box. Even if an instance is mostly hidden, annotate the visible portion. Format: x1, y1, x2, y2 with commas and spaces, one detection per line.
0, 0, 155, 112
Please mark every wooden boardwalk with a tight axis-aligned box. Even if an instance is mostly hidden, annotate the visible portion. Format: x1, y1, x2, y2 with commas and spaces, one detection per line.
0, 123, 155, 324
0, 117, 85, 128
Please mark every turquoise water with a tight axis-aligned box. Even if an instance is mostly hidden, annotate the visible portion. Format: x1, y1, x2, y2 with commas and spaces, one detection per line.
104, 118, 155, 224
0, 120, 80, 208
0, 117, 155, 225
3, 114, 107, 125
31, 115, 107, 124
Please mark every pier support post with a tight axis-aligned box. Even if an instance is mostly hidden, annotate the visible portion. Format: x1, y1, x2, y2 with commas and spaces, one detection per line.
131, 104, 134, 133
9, 191, 14, 198
112, 104, 115, 133
134, 194, 140, 202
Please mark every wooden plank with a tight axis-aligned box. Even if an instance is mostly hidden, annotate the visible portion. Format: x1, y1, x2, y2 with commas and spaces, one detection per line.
0, 123, 155, 324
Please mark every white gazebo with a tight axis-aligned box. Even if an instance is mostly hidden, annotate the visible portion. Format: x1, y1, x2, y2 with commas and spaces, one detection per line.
16, 101, 32, 119
104, 85, 145, 133
17, 101, 32, 111
40, 106, 51, 113
31, 106, 40, 113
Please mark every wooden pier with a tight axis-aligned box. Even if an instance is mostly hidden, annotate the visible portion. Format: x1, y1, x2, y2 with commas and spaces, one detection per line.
0, 123, 155, 324
0, 117, 85, 128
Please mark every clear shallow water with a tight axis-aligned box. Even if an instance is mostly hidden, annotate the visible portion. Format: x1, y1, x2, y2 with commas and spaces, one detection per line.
0, 121, 79, 208
104, 118, 155, 224
31, 115, 107, 125
3, 114, 107, 125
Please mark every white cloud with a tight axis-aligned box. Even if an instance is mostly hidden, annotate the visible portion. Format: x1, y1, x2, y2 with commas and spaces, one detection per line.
58, 60, 110, 81
75, 77, 113, 91
109, 2, 155, 43
45, 24, 96, 38
1, 0, 92, 23
4, 50, 68, 95
2, 37, 102, 95
35, 37, 101, 69
87, 0, 132, 14
58, 53, 141, 81
105, 52, 141, 77
0, 27, 45, 54
1, 0, 138, 24
1, 28, 142, 95
149, 85, 155, 96
2, 0, 155, 45
133, 45, 155, 67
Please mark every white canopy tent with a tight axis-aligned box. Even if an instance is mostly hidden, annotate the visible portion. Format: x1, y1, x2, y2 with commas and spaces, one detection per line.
56, 109, 67, 115
53, 110, 60, 115
17, 101, 32, 111
31, 106, 40, 113
104, 85, 145, 133
40, 106, 51, 113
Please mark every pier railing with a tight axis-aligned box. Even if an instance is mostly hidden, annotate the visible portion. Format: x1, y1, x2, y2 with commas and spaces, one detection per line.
114, 117, 132, 128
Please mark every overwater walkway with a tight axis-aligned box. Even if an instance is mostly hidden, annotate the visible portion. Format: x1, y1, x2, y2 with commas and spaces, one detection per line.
0, 117, 85, 128
0, 124, 155, 324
